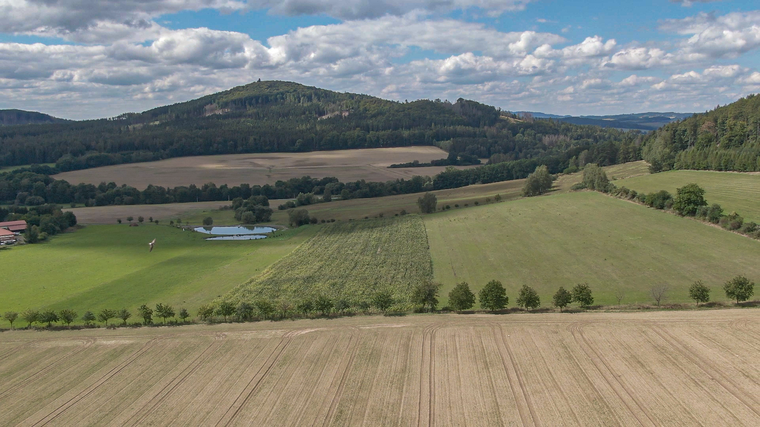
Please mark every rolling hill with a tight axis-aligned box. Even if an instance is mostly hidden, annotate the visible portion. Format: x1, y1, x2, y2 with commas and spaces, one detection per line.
0, 109, 65, 126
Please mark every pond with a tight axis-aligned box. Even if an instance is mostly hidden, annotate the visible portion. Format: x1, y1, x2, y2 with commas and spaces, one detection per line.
193, 225, 277, 240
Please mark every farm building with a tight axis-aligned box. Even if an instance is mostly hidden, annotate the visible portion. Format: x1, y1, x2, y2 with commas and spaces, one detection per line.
0, 220, 27, 235
0, 228, 16, 244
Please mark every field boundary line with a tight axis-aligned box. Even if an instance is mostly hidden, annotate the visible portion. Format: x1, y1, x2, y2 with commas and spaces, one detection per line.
651, 325, 760, 418
30, 336, 161, 426
215, 330, 297, 426
570, 322, 656, 427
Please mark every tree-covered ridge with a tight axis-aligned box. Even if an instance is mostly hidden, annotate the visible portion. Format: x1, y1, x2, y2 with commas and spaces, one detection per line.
0, 109, 65, 126
0, 80, 639, 171
642, 94, 760, 172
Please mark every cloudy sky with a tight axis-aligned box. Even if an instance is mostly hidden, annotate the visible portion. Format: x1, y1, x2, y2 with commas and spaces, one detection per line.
1, 0, 759, 119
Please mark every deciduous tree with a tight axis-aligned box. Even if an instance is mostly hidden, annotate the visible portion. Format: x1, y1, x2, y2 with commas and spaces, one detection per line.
82, 311, 96, 326
672, 183, 707, 216
651, 284, 669, 306
216, 301, 235, 322
39, 309, 59, 327
21, 309, 39, 328
59, 309, 77, 326
571, 283, 594, 308
689, 281, 711, 306
98, 309, 117, 326
117, 308, 132, 325
417, 192, 437, 214
553, 287, 572, 312
3, 311, 18, 329
372, 291, 394, 312
724, 275, 754, 304
138, 304, 153, 325
412, 282, 441, 312
448, 282, 475, 312
198, 304, 215, 321
479, 280, 508, 311
314, 295, 334, 316
516, 285, 540, 310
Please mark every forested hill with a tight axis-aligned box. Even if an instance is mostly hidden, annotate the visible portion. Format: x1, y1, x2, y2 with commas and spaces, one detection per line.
642, 94, 760, 172
0, 109, 65, 126
0, 80, 640, 172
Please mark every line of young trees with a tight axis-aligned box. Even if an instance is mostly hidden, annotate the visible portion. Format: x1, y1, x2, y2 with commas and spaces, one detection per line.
2, 303, 190, 330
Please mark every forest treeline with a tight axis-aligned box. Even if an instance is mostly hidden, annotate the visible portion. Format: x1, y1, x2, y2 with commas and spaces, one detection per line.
642, 94, 760, 172
0, 81, 640, 172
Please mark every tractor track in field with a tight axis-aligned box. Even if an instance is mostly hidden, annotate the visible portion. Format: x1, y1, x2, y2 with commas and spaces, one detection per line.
125, 334, 226, 425
492, 324, 541, 427
0, 338, 95, 400
416, 323, 441, 427
651, 325, 760, 419
215, 330, 298, 426
569, 322, 657, 427
30, 336, 161, 426
321, 329, 361, 427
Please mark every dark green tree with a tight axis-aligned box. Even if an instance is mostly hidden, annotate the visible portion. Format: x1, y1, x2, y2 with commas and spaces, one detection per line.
417, 192, 437, 214
553, 287, 572, 312
582, 164, 611, 192
448, 282, 476, 312
3, 311, 18, 329
288, 209, 311, 227
178, 308, 189, 323
117, 308, 132, 325
516, 285, 540, 310
571, 283, 594, 308
724, 275, 754, 304
59, 309, 78, 326
672, 183, 707, 216
372, 290, 394, 312
82, 311, 96, 326
138, 304, 153, 325
21, 309, 39, 328
521, 165, 553, 196
216, 301, 235, 322
154, 303, 175, 324
314, 295, 334, 316
689, 281, 711, 306
98, 309, 117, 326
39, 309, 59, 327
202, 216, 213, 226
412, 282, 441, 312
197, 304, 215, 321
478, 280, 508, 311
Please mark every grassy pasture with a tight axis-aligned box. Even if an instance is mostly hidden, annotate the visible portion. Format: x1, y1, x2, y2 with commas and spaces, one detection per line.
1, 310, 759, 426
0, 224, 315, 317
425, 191, 760, 306
615, 169, 760, 222
52, 146, 479, 189
225, 215, 433, 306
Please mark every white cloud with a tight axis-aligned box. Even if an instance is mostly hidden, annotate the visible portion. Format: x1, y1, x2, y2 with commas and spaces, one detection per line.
660, 11, 760, 60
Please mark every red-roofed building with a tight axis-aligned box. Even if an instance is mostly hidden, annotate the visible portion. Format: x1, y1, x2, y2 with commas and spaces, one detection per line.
0, 220, 27, 234
0, 228, 16, 244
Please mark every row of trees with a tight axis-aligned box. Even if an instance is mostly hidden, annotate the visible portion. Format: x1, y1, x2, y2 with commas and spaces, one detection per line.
2, 303, 190, 329
3, 276, 755, 330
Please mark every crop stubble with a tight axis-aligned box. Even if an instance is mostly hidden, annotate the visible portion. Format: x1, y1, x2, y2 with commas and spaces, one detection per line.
2, 310, 760, 426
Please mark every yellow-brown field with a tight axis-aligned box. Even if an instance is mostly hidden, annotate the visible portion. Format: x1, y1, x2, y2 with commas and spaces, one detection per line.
2, 309, 759, 426
53, 147, 478, 189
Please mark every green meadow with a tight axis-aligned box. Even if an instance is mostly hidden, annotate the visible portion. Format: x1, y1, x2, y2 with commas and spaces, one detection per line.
425, 191, 760, 306
616, 170, 760, 222
0, 224, 315, 318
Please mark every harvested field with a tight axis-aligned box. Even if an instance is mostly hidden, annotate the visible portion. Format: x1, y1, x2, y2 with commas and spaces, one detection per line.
53, 147, 479, 189
2, 309, 760, 426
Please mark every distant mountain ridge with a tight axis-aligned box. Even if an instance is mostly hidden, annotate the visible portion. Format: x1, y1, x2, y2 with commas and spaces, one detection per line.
0, 109, 65, 126
517, 111, 693, 131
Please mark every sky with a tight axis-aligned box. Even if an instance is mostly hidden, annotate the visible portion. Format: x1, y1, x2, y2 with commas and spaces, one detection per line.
1, 0, 759, 120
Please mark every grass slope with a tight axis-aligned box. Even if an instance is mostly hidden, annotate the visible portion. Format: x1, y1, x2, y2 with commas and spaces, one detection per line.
0, 224, 314, 317
425, 191, 760, 306
616, 170, 760, 222
225, 215, 433, 306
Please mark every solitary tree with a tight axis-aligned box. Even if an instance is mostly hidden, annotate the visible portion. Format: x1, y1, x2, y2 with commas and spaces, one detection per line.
216, 301, 235, 322
59, 309, 78, 327
651, 284, 669, 306
614, 288, 625, 305
3, 311, 18, 329
21, 309, 39, 328
138, 216, 145, 223
117, 308, 132, 325
479, 280, 508, 311
138, 304, 153, 325
448, 282, 476, 312
689, 281, 711, 306
82, 311, 96, 326
198, 304, 215, 322
179, 308, 189, 323
672, 183, 707, 217
516, 285, 540, 310
117, 218, 122, 224
553, 287, 572, 312
314, 295, 334, 316
202, 216, 213, 226
288, 209, 311, 227
417, 192, 437, 214
98, 309, 117, 326
412, 282, 441, 312
39, 309, 59, 327
521, 165, 553, 196
571, 283, 594, 308
372, 290, 395, 312
126, 216, 134, 222
724, 275, 755, 304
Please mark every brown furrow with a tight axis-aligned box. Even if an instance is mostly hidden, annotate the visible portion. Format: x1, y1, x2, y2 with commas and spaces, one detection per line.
498, 325, 542, 427
321, 331, 361, 426
490, 324, 531, 426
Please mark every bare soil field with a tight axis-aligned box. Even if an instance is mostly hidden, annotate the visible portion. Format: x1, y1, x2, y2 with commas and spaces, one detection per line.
53, 147, 478, 189
2, 309, 759, 426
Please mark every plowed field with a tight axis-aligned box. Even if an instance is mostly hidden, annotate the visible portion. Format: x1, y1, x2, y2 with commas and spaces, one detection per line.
2, 309, 759, 426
